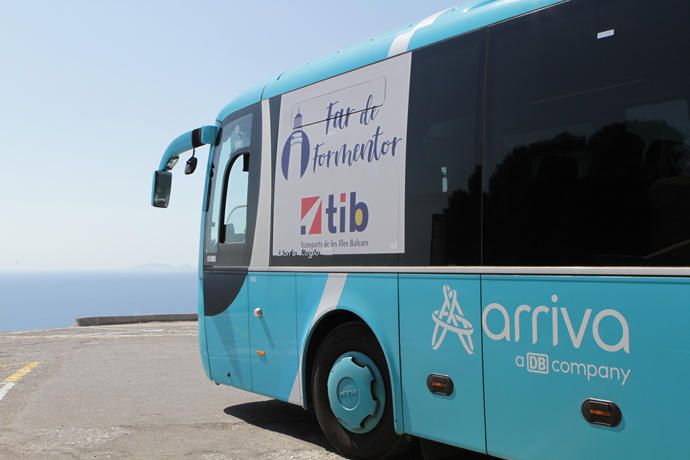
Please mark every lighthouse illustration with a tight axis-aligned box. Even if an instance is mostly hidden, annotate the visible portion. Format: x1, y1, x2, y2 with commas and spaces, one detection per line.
280, 110, 311, 181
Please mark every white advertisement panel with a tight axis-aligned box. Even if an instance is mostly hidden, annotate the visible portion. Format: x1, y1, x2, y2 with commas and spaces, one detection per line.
272, 54, 411, 257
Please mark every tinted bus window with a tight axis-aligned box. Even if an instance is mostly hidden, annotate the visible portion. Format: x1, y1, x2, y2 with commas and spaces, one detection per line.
402, 30, 484, 266
484, 0, 690, 266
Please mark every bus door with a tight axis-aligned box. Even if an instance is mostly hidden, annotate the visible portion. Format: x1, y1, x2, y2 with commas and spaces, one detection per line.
245, 98, 298, 401
203, 107, 260, 391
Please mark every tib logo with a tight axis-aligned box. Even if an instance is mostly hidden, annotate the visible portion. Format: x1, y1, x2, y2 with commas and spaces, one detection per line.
281, 112, 310, 180
431, 285, 475, 355
300, 192, 369, 235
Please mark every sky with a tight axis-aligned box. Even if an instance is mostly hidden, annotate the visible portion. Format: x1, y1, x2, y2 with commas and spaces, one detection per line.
0, 0, 461, 271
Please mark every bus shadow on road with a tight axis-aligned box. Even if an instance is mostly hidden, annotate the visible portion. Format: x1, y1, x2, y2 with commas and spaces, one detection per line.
223, 399, 336, 452
224, 400, 492, 460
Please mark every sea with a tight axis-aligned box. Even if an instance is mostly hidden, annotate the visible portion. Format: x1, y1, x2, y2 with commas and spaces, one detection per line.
0, 271, 198, 332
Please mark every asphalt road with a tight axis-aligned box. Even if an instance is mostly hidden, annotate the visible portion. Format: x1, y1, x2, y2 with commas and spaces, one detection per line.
0, 322, 347, 459
0, 322, 492, 460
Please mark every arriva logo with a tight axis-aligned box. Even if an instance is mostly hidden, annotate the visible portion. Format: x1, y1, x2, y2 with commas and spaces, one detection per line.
281, 112, 310, 180
300, 192, 368, 235
483, 295, 630, 353
431, 285, 475, 355
430, 290, 631, 355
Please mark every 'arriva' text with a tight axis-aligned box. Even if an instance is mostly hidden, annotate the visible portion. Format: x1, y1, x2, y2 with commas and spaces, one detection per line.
482, 295, 630, 353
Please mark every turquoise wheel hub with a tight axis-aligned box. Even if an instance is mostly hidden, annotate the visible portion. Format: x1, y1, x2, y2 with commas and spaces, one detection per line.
327, 351, 385, 434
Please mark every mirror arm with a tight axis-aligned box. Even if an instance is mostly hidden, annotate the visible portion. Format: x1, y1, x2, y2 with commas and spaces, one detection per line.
157, 125, 219, 172
151, 124, 219, 208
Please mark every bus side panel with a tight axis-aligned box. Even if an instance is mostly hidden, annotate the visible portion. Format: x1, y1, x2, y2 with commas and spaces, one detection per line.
204, 275, 252, 391
197, 276, 211, 380
482, 275, 690, 459
247, 272, 298, 401
399, 274, 485, 453
294, 273, 336, 406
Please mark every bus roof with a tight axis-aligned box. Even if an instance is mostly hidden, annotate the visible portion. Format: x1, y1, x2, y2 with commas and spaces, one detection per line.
216, 0, 562, 122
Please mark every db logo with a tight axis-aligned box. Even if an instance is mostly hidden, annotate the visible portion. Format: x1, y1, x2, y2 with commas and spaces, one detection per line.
300, 192, 368, 235
524, 352, 549, 374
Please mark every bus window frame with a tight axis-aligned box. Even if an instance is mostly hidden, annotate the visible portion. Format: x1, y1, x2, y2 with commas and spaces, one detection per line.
204, 103, 262, 269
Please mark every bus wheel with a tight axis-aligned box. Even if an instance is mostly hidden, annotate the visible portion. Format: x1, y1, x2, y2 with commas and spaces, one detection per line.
311, 321, 410, 459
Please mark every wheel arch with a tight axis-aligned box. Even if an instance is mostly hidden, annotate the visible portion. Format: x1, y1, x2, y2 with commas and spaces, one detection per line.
300, 307, 404, 434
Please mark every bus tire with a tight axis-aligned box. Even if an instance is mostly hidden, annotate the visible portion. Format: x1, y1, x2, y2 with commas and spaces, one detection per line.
311, 321, 410, 459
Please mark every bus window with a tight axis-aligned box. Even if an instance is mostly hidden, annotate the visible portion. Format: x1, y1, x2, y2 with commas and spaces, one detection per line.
484, 0, 690, 266
402, 29, 484, 266
221, 153, 249, 244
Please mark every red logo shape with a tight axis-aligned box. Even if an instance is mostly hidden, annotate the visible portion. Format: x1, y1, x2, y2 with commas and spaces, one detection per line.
300, 196, 322, 235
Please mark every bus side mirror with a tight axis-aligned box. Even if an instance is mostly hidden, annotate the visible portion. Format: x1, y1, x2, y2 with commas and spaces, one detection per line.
153, 125, 218, 208
185, 156, 198, 175
152, 170, 172, 208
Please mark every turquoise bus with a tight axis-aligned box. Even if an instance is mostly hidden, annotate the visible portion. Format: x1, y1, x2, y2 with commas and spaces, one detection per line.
152, 0, 690, 458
